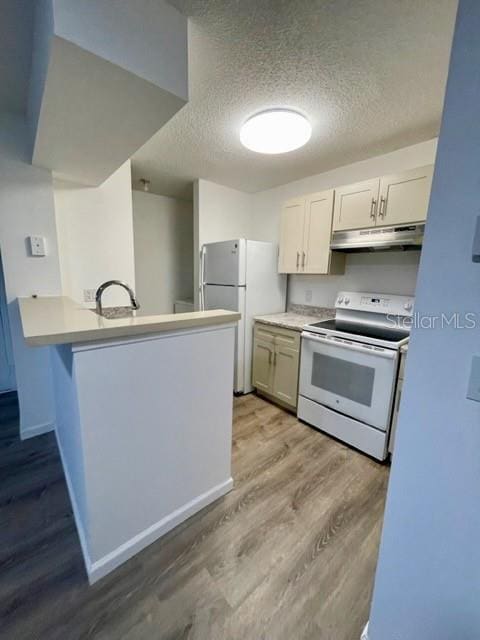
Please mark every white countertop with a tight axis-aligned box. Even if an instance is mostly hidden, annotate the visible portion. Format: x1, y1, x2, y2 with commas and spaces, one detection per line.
255, 306, 335, 332
19, 296, 241, 347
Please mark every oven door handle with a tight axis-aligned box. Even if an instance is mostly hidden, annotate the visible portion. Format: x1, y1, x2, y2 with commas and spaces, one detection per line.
301, 331, 397, 360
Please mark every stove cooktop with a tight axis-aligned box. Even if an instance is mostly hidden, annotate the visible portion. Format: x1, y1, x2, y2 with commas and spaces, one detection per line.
307, 319, 410, 345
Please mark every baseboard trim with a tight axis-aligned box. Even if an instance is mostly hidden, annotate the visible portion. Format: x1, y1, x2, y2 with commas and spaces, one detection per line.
87, 477, 234, 584
20, 421, 55, 440
0, 390, 17, 398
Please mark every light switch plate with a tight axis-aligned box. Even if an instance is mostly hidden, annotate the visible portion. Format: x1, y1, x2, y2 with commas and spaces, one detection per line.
29, 235, 46, 256
467, 356, 480, 402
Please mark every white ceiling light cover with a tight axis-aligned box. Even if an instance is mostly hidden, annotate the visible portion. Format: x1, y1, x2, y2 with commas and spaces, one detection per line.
240, 109, 312, 154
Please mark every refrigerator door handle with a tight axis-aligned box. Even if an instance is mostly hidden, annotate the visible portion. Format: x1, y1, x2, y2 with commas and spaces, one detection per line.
200, 246, 206, 311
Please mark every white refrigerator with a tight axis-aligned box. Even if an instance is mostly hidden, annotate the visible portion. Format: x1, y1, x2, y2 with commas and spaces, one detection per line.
200, 239, 286, 394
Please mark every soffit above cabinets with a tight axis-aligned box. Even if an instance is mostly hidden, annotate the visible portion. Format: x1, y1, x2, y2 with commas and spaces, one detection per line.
30, 0, 188, 186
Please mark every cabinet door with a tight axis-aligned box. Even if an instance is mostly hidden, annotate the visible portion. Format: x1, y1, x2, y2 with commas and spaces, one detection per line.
278, 198, 305, 273
332, 179, 380, 231
272, 345, 300, 408
252, 339, 274, 393
378, 165, 433, 226
303, 190, 335, 274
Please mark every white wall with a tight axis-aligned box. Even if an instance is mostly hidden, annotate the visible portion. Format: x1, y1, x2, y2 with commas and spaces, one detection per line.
52, 0, 188, 101
251, 139, 437, 307
195, 178, 253, 246
132, 191, 193, 315
369, 2, 480, 637
0, 113, 61, 438
194, 179, 253, 307
54, 161, 136, 308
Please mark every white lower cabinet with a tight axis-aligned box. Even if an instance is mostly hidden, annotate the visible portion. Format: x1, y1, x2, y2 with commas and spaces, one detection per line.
252, 322, 300, 410
252, 337, 275, 393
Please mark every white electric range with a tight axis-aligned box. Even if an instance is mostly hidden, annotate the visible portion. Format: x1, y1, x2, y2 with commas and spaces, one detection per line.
298, 291, 413, 460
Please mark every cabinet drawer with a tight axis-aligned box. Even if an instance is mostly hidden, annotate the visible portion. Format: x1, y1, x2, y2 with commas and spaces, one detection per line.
254, 323, 276, 343
255, 322, 300, 351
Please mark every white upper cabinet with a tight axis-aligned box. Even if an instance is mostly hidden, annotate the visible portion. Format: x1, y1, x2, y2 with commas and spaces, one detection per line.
279, 165, 433, 273
332, 165, 434, 232
333, 179, 380, 231
377, 165, 434, 226
303, 190, 335, 274
278, 198, 305, 273
278, 190, 344, 275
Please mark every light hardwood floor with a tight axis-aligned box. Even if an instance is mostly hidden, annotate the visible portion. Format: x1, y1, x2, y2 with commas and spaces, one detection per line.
0, 392, 389, 640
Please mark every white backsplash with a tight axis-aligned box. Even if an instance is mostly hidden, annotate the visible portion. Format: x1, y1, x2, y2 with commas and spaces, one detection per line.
288, 250, 420, 308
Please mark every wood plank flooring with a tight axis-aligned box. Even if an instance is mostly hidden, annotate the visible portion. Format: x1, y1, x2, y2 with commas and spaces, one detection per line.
0, 392, 389, 640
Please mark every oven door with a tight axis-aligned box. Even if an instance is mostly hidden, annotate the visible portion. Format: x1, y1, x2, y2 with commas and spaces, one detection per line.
299, 332, 398, 431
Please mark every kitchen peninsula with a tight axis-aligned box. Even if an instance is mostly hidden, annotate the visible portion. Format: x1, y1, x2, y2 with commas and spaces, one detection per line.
19, 296, 240, 583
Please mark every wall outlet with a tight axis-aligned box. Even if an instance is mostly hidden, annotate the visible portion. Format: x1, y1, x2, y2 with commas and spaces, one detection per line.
28, 235, 46, 256
305, 289, 313, 303
83, 289, 96, 303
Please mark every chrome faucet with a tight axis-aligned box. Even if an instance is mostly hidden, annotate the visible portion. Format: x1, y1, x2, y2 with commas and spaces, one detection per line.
95, 280, 140, 316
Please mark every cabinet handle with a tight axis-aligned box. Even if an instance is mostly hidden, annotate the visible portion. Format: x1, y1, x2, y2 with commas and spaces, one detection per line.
370, 198, 377, 219
273, 350, 277, 365
296, 251, 300, 269
379, 196, 386, 218
268, 349, 273, 365
302, 251, 306, 268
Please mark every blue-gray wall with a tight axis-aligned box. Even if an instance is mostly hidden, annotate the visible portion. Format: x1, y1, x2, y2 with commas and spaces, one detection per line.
368, 1, 480, 638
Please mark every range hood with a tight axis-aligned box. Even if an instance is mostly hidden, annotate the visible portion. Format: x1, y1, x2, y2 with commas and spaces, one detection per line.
331, 224, 424, 252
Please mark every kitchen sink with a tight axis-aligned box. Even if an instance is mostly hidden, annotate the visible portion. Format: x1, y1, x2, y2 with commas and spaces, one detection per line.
91, 306, 137, 320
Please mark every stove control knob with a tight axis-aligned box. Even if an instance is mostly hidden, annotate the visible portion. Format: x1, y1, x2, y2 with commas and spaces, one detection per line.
344, 297, 350, 305
404, 302, 413, 312
337, 296, 344, 304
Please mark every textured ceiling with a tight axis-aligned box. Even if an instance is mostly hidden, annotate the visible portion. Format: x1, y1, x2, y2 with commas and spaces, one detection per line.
132, 0, 458, 200
0, 0, 34, 115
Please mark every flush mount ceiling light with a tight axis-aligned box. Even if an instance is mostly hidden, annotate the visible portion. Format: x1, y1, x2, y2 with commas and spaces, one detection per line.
240, 109, 312, 154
